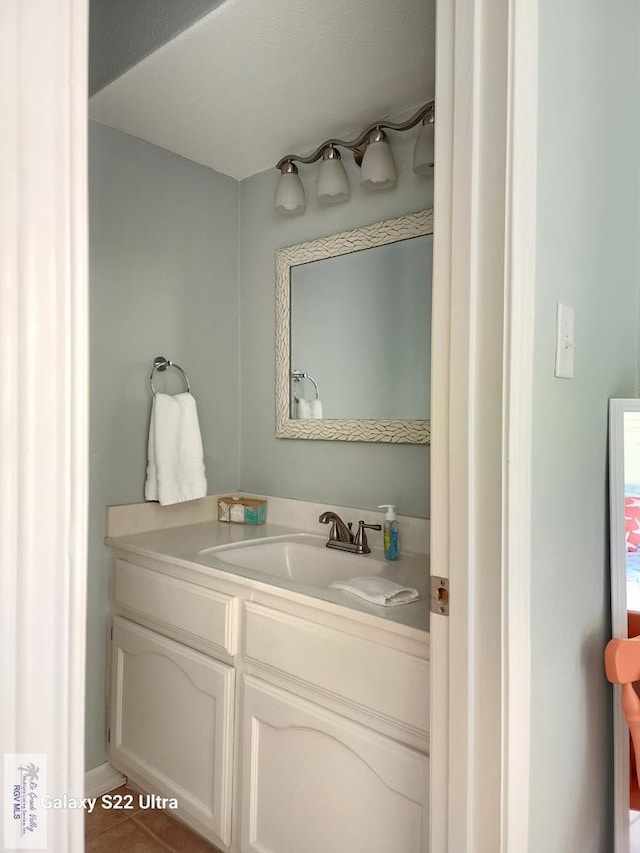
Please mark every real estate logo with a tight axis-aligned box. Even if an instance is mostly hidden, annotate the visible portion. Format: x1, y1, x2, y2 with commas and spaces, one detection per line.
3, 754, 47, 850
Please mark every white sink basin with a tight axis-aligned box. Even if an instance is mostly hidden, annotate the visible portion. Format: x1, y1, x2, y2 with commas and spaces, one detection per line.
198, 535, 385, 587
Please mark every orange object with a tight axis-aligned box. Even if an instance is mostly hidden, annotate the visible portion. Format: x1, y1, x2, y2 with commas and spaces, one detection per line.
605, 634, 640, 808
628, 612, 640, 809
628, 611, 640, 639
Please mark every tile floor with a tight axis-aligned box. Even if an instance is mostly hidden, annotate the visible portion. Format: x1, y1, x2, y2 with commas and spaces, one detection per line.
85, 786, 223, 852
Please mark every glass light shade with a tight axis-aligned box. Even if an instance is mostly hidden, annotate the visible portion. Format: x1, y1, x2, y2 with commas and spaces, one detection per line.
274, 165, 305, 214
413, 118, 434, 175
317, 148, 350, 204
360, 132, 397, 191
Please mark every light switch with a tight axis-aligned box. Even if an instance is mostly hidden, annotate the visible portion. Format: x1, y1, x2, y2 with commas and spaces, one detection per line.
554, 303, 575, 379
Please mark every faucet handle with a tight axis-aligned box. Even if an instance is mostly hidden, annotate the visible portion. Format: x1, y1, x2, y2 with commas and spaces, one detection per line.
354, 520, 382, 553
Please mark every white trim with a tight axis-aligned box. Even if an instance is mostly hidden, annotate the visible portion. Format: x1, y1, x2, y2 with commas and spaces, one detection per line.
105, 495, 219, 537
429, 0, 454, 845
500, 0, 538, 848
0, 2, 88, 850
608, 398, 638, 853
85, 763, 127, 799
440, 0, 488, 846
431, 0, 537, 848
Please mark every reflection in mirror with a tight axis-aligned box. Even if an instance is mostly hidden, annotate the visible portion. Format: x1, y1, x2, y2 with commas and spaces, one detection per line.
290, 235, 432, 420
608, 399, 640, 853
275, 209, 433, 443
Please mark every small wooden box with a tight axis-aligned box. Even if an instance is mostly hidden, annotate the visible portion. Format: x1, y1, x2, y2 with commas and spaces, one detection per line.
217, 496, 266, 525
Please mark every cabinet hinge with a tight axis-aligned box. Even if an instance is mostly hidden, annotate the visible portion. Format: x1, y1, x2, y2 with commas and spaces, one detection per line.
430, 576, 449, 616
107, 728, 110, 744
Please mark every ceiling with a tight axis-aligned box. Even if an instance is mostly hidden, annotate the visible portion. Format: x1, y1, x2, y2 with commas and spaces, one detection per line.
89, 0, 226, 96
88, 0, 435, 181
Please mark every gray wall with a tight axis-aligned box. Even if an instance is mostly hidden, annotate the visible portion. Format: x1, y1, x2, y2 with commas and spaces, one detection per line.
238, 132, 432, 517
529, 2, 640, 849
87, 122, 239, 769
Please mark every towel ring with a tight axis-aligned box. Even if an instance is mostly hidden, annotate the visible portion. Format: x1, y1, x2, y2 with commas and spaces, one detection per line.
150, 356, 191, 396
291, 370, 319, 400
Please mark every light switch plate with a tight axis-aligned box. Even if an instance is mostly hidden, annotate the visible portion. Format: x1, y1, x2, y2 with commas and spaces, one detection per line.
555, 303, 575, 379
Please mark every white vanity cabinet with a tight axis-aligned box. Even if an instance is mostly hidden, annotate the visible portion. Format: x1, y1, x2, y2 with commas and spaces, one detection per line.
110, 617, 234, 844
240, 597, 430, 853
107, 546, 430, 853
108, 556, 239, 846
240, 676, 428, 853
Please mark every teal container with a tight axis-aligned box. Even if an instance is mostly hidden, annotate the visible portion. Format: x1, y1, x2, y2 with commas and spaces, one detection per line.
218, 496, 267, 525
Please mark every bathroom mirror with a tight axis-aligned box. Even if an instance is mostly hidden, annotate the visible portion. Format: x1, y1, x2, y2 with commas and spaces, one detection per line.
275, 209, 433, 443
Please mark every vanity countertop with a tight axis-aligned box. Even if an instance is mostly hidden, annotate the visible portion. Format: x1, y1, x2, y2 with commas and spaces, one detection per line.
105, 519, 430, 638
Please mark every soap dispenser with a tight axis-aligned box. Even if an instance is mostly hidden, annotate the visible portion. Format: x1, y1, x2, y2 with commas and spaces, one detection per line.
378, 504, 400, 561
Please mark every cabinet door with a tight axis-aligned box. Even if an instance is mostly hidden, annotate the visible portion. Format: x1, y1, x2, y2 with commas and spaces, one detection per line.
110, 617, 234, 845
240, 676, 428, 853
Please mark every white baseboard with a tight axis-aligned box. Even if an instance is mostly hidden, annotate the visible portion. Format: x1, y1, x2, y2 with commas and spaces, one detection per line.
85, 762, 126, 798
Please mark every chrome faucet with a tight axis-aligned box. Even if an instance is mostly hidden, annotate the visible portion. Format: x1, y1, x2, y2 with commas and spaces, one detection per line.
318, 511, 353, 544
318, 512, 382, 555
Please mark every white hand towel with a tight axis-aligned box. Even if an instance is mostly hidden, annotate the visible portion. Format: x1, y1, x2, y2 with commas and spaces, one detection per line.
296, 398, 311, 419
296, 398, 323, 419
145, 392, 207, 506
329, 576, 419, 607
308, 399, 323, 419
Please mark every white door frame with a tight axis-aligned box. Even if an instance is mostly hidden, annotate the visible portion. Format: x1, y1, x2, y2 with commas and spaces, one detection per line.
430, 0, 538, 849
608, 398, 638, 853
0, 0, 540, 849
0, 2, 88, 850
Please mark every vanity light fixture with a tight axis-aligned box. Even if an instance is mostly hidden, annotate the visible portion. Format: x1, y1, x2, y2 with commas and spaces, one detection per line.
274, 100, 435, 214
317, 146, 350, 204
360, 129, 397, 191
413, 110, 435, 175
273, 161, 306, 214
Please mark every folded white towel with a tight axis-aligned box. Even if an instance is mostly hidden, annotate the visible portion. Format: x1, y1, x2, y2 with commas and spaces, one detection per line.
296, 398, 311, 419
308, 399, 323, 419
145, 392, 207, 506
296, 398, 323, 419
329, 576, 419, 607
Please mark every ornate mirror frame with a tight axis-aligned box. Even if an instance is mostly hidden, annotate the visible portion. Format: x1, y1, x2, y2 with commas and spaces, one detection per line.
275, 209, 433, 443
